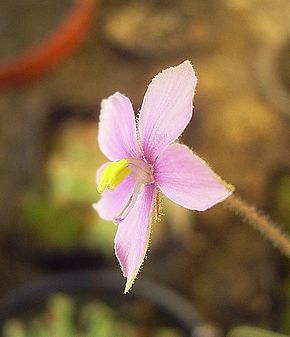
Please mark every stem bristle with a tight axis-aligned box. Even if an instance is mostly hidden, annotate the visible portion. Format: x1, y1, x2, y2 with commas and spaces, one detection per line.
224, 193, 290, 258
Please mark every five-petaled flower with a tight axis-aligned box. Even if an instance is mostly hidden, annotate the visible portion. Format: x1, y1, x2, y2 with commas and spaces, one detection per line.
93, 61, 233, 293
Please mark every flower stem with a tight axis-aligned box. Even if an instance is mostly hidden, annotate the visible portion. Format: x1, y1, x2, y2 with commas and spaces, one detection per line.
224, 193, 290, 258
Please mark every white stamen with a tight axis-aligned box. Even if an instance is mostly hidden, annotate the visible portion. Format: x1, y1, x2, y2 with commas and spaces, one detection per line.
113, 158, 154, 224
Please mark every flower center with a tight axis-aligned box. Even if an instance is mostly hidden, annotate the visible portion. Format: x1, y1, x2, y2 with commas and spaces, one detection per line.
97, 159, 131, 193
97, 158, 155, 224
127, 158, 154, 185
97, 158, 154, 194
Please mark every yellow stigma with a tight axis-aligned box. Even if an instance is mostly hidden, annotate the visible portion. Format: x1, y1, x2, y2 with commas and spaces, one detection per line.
97, 159, 131, 193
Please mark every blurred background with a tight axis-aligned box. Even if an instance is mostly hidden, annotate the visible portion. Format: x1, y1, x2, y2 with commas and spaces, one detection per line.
0, 0, 289, 336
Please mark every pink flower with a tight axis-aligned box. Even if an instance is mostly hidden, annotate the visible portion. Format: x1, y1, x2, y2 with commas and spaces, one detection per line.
93, 61, 233, 293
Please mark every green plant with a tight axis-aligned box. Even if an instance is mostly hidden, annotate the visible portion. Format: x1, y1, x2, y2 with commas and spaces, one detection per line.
2, 294, 183, 337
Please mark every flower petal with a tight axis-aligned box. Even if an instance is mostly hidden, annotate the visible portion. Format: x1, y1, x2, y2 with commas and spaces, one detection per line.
114, 184, 156, 293
138, 61, 197, 163
93, 173, 135, 221
98, 92, 141, 161
154, 144, 233, 211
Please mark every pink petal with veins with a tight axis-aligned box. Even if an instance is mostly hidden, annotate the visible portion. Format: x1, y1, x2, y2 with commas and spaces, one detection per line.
114, 184, 156, 293
138, 61, 197, 164
98, 92, 141, 161
154, 143, 232, 211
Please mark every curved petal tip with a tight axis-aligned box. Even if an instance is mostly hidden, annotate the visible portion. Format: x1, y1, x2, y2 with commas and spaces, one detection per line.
114, 185, 156, 293
138, 60, 197, 163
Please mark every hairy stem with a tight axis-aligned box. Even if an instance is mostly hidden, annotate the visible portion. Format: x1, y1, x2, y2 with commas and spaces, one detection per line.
224, 193, 290, 258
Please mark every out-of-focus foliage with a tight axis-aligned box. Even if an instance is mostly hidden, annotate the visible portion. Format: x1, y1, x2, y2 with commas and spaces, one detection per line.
274, 174, 290, 228
273, 173, 290, 332
20, 121, 115, 255
2, 294, 183, 337
226, 326, 288, 337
